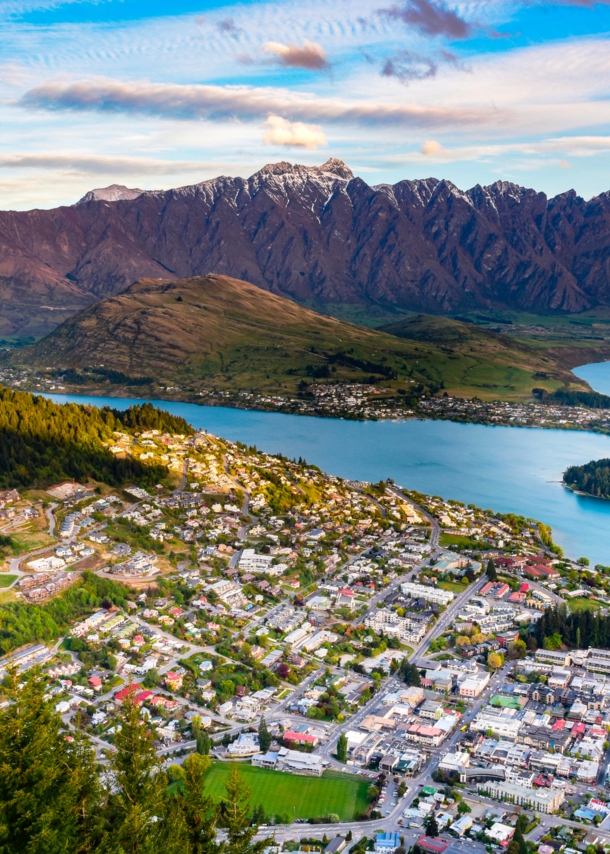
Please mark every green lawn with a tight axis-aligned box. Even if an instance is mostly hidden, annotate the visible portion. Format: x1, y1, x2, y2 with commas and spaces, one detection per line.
567, 596, 601, 613
437, 580, 468, 593
439, 533, 481, 550
202, 763, 369, 821
0, 575, 17, 588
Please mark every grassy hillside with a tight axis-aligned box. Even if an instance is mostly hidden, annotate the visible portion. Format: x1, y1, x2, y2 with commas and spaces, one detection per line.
10, 275, 591, 402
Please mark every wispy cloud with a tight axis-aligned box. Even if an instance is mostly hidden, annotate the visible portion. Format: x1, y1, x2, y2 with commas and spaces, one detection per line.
216, 16, 242, 35
19, 77, 505, 129
262, 40, 329, 70
378, 0, 472, 40
396, 134, 610, 164
263, 115, 327, 148
381, 47, 462, 83
0, 152, 215, 175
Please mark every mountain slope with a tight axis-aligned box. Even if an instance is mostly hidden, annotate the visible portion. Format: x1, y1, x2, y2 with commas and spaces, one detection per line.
11, 274, 585, 402
4, 159, 610, 337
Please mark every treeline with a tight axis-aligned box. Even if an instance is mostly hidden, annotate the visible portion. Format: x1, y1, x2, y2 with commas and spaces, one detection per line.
0, 670, 268, 854
0, 388, 190, 488
533, 387, 610, 409
328, 351, 398, 379
0, 571, 129, 655
55, 367, 153, 387
563, 458, 610, 499
534, 602, 610, 650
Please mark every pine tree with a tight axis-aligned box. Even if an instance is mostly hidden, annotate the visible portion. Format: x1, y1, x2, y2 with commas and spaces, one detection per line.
337, 732, 348, 763
173, 754, 219, 854
514, 821, 528, 854
0, 668, 102, 854
258, 717, 271, 754
219, 765, 267, 854
486, 559, 497, 581
424, 815, 439, 838
104, 692, 168, 854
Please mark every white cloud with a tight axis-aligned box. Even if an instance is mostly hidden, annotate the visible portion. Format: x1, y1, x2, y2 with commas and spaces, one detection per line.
263, 115, 327, 148
262, 40, 329, 70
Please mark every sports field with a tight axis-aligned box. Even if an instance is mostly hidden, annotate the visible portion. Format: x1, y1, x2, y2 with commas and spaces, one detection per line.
203, 764, 369, 821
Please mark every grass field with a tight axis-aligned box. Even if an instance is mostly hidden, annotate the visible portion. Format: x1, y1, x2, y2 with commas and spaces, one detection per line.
439, 533, 481, 550
567, 597, 601, 613
202, 764, 369, 821
0, 575, 17, 588
10, 532, 55, 555
437, 580, 468, 592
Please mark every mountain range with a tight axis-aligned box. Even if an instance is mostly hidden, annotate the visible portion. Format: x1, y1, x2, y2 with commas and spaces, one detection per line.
3, 157, 610, 338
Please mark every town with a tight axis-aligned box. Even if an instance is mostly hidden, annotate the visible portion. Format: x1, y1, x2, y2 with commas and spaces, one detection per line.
0, 419, 609, 854
2, 365, 610, 434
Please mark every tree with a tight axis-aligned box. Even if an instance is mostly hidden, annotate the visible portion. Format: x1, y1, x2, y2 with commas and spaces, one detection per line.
258, 717, 271, 754
337, 732, 348, 763
173, 754, 219, 854
0, 668, 103, 854
424, 815, 439, 837
400, 661, 421, 687
219, 765, 267, 854
507, 639, 527, 660
143, 668, 160, 688
196, 730, 212, 756
513, 822, 528, 854
105, 692, 169, 854
367, 785, 379, 802
488, 652, 503, 670
486, 559, 497, 581
457, 802, 471, 816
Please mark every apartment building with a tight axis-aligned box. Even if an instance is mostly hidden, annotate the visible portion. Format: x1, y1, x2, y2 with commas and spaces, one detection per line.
482, 780, 564, 813
400, 581, 454, 606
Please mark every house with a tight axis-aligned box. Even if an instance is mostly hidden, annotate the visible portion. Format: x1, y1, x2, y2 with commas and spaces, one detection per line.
115, 684, 143, 704
487, 824, 514, 846
165, 671, 184, 690
88, 676, 103, 691
284, 730, 319, 747
336, 589, 356, 609
227, 732, 260, 756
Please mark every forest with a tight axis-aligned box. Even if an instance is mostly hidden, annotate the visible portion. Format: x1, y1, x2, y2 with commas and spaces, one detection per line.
0, 670, 267, 854
0, 571, 130, 655
563, 458, 610, 499
534, 602, 610, 650
0, 387, 191, 488
536, 388, 610, 409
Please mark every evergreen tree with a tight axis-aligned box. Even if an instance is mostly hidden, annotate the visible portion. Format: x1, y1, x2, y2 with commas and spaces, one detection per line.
197, 730, 212, 756
424, 815, 439, 838
0, 668, 102, 854
173, 754, 219, 854
337, 732, 348, 763
514, 821, 528, 854
486, 559, 497, 582
104, 693, 168, 854
219, 765, 267, 854
258, 717, 271, 754
400, 661, 422, 687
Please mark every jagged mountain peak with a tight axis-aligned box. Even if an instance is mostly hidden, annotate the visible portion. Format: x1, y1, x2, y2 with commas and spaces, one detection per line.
253, 157, 353, 181
77, 184, 144, 204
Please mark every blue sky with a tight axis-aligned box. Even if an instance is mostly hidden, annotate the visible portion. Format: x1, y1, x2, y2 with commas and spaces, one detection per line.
2, 0, 610, 207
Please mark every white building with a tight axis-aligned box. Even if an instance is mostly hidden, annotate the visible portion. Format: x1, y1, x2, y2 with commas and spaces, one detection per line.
252, 747, 327, 776
226, 732, 260, 756
482, 780, 564, 813
400, 581, 454, 606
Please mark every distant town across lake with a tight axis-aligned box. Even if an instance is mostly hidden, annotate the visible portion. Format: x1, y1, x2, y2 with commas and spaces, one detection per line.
47, 372, 610, 566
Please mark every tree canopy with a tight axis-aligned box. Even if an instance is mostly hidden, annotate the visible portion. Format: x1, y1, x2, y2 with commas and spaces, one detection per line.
0, 387, 191, 489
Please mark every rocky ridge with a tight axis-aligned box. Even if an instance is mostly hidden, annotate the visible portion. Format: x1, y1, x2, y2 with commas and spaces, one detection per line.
2, 158, 610, 336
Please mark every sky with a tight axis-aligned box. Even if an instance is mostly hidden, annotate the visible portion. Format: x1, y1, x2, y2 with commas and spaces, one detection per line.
3, 0, 610, 208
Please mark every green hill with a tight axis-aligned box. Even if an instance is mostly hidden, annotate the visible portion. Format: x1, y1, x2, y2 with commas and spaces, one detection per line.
10, 275, 589, 402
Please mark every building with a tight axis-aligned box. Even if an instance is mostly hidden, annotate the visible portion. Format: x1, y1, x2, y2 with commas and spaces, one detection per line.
238, 549, 275, 573
460, 672, 490, 698
450, 816, 474, 837
252, 747, 327, 776
226, 732, 260, 756
535, 650, 572, 667
400, 581, 454, 606
284, 730, 319, 747
375, 834, 402, 853
417, 838, 449, 854
482, 780, 564, 813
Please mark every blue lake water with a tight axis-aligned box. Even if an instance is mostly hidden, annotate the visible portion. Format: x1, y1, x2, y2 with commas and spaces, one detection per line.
573, 361, 610, 396
46, 388, 610, 567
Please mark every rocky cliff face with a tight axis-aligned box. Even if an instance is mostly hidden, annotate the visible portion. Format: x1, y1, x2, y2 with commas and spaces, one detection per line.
2, 157, 610, 336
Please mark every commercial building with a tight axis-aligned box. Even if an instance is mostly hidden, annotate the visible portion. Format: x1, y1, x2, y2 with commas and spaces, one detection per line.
482, 780, 564, 813
534, 649, 572, 667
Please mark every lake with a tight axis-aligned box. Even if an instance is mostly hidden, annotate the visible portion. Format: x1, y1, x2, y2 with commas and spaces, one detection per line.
573, 361, 610, 396
47, 381, 610, 567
